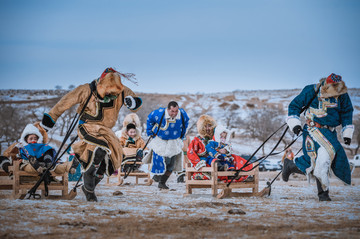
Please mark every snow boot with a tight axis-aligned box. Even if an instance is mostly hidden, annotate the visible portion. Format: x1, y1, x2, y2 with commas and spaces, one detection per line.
158, 171, 171, 189
153, 175, 161, 182
316, 178, 331, 201
282, 158, 304, 182
82, 165, 97, 202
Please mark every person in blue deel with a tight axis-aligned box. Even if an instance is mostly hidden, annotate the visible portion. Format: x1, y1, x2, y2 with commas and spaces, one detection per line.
283, 73, 354, 201
143, 101, 189, 190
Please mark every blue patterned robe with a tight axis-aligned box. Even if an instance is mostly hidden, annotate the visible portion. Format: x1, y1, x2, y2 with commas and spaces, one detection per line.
146, 107, 189, 174
288, 84, 353, 184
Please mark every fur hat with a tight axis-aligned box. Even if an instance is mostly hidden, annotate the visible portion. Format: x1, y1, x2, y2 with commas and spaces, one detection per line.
213, 125, 231, 144
96, 68, 124, 97
116, 113, 142, 140
197, 115, 217, 138
20, 123, 44, 146
319, 73, 347, 98
122, 113, 141, 129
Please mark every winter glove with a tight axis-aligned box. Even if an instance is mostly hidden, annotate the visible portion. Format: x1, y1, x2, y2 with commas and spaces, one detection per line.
293, 125, 302, 136
136, 149, 144, 161
124, 96, 138, 110
344, 137, 351, 145
124, 96, 142, 110
286, 116, 301, 136
342, 125, 354, 145
217, 155, 225, 161
41, 113, 55, 132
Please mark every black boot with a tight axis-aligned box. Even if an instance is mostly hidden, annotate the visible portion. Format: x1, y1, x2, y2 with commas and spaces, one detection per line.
282, 158, 304, 182
316, 178, 331, 201
82, 165, 98, 202
158, 171, 171, 189
153, 175, 161, 182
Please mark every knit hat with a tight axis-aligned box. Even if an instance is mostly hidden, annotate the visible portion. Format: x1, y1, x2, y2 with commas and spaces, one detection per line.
126, 123, 136, 131
326, 73, 342, 84
100, 67, 118, 80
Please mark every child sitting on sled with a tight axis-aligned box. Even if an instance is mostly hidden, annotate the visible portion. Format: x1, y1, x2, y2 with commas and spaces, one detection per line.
205, 126, 235, 171
19, 124, 79, 175
0, 123, 78, 176
118, 114, 146, 172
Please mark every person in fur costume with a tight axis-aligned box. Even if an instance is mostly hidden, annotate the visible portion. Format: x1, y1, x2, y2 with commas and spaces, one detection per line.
283, 73, 354, 201
40, 67, 142, 201
143, 101, 189, 189
0, 123, 78, 176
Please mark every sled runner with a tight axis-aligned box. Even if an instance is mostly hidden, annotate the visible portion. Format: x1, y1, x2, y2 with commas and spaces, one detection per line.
106, 156, 153, 186
0, 160, 69, 199
184, 161, 259, 198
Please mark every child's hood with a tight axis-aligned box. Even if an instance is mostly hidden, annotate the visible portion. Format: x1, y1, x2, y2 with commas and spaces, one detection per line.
19, 123, 44, 146
115, 113, 142, 141
213, 125, 231, 144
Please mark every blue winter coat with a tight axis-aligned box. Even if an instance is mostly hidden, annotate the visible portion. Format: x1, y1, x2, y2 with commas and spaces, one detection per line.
20, 143, 56, 162
288, 84, 353, 184
146, 107, 189, 140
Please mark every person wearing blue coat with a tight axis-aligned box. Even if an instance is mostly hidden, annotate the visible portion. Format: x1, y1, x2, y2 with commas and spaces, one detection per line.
283, 73, 354, 201
143, 101, 189, 189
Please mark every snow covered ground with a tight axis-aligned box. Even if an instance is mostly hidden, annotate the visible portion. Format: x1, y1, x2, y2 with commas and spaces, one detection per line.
1, 88, 359, 238
1, 170, 359, 238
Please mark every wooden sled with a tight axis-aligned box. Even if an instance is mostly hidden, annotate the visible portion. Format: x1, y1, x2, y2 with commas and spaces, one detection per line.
0, 160, 70, 200
185, 161, 259, 198
106, 161, 153, 186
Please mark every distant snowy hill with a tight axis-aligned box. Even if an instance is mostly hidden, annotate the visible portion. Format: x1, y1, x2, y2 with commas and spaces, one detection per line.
1, 88, 359, 158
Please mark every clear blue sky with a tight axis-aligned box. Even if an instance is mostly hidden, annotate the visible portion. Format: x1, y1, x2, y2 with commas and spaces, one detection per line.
0, 0, 359, 94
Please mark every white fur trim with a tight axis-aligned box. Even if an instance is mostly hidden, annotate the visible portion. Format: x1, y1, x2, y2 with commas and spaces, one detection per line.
40, 122, 51, 132
214, 125, 231, 143
0, 157, 11, 170
148, 137, 183, 158
115, 129, 123, 138
125, 96, 136, 110
286, 116, 301, 132
342, 125, 354, 139
20, 124, 43, 145
313, 146, 331, 191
